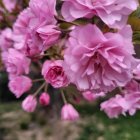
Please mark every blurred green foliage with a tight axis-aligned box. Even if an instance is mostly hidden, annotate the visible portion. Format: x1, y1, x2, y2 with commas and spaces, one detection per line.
0, 72, 17, 102
0, 102, 140, 140
77, 104, 140, 140
128, 6, 140, 45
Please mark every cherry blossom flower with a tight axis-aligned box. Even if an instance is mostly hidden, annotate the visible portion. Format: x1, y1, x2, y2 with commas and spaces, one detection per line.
64, 24, 136, 92
13, 0, 60, 57
42, 60, 69, 88
8, 76, 32, 98
2, 48, 31, 79
61, 0, 138, 29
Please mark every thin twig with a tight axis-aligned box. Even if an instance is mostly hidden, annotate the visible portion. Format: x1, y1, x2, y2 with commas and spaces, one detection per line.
32, 78, 44, 83
33, 82, 46, 97
61, 89, 67, 104
45, 83, 48, 93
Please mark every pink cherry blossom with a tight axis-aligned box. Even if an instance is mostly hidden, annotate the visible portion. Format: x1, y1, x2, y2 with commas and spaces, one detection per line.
124, 80, 140, 93
82, 91, 96, 102
61, 0, 138, 29
125, 92, 140, 115
82, 91, 105, 102
22, 95, 37, 112
2, 0, 16, 12
39, 92, 50, 106
61, 104, 79, 121
29, 0, 57, 17
133, 63, 140, 79
101, 83, 140, 118
121, 80, 140, 115
8, 76, 32, 98
0, 28, 13, 51
2, 48, 31, 79
13, 0, 60, 57
42, 60, 69, 88
63, 24, 136, 92
101, 95, 129, 118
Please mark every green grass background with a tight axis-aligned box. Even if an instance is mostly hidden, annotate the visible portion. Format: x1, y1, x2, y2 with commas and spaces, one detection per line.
0, 102, 140, 140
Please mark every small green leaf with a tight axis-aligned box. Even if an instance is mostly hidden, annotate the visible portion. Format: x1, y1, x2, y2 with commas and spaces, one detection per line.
128, 6, 140, 44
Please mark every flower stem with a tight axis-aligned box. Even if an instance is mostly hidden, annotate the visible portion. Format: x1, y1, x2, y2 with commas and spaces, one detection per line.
61, 90, 67, 104
55, 16, 79, 26
34, 82, 46, 97
45, 84, 48, 92
32, 78, 44, 82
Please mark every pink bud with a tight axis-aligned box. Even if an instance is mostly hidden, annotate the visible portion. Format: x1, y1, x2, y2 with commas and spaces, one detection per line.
39, 92, 50, 106
61, 104, 79, 121
22, 95, 37, 112
82, 91, 105, 102
82, 91, 96, 102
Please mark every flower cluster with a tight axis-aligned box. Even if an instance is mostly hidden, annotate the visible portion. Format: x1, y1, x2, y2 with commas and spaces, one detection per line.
0, 0, 140, 121
13, 0, 60, 57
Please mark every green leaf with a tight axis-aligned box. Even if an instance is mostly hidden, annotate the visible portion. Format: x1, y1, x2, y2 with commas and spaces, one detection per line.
128, 17, 140, 31
133, 31, 140, 45
128, 6, 140, 44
